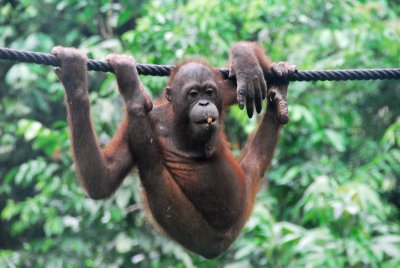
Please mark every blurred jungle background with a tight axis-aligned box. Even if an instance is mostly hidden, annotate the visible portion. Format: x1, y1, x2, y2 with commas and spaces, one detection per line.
0, 0, 399, 267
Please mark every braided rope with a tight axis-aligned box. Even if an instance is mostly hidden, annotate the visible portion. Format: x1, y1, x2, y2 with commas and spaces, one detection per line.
1, 47, 400, 81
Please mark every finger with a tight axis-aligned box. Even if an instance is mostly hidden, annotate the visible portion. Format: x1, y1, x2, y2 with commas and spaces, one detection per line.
228, 65, 236, 78
54, 67, 63, 80
276, 92, 289, 124
288, 64, 297, 74
272, 63, 283, 77
51, 46, 63, 56
237, 81, 246, 110
105, 54, 115, 63
259, 75, 267, 100
280, 62, 288, 79
246, 82, 255, 118
268, 88, 276, 102
254, 77, 262, 114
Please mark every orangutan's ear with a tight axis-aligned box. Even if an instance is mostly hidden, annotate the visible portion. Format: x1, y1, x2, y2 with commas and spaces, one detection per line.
165, 86, 172, 102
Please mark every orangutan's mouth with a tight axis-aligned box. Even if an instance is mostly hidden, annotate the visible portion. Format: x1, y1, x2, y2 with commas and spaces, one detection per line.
196, 116, 216, 125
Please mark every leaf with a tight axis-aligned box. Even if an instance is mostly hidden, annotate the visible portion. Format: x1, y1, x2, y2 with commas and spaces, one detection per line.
234, 244, 257, 259
325, 129, 345, 152
115, 232, 133, 253
280, 166, 301, 184
44, 217, 64, 236
372, 235, 400, 259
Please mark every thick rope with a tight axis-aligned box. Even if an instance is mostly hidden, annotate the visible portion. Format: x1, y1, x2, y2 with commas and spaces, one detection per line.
1, 47, 400, 81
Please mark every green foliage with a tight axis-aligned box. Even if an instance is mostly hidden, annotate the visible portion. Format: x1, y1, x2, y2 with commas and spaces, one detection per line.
0, 0, 399, 267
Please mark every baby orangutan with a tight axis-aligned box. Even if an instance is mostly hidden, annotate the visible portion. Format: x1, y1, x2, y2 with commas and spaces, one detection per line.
52, 42, 295, 258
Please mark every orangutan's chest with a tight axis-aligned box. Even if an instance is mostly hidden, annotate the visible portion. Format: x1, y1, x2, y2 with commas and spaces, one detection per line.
162, 150, 246, 229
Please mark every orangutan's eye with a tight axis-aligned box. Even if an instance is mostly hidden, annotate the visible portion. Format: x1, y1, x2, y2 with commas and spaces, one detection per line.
205, 88, 214, 96
189, 90, 198, 98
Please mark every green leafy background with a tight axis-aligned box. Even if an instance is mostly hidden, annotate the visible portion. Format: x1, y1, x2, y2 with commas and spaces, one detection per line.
0, 0, 399, 267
